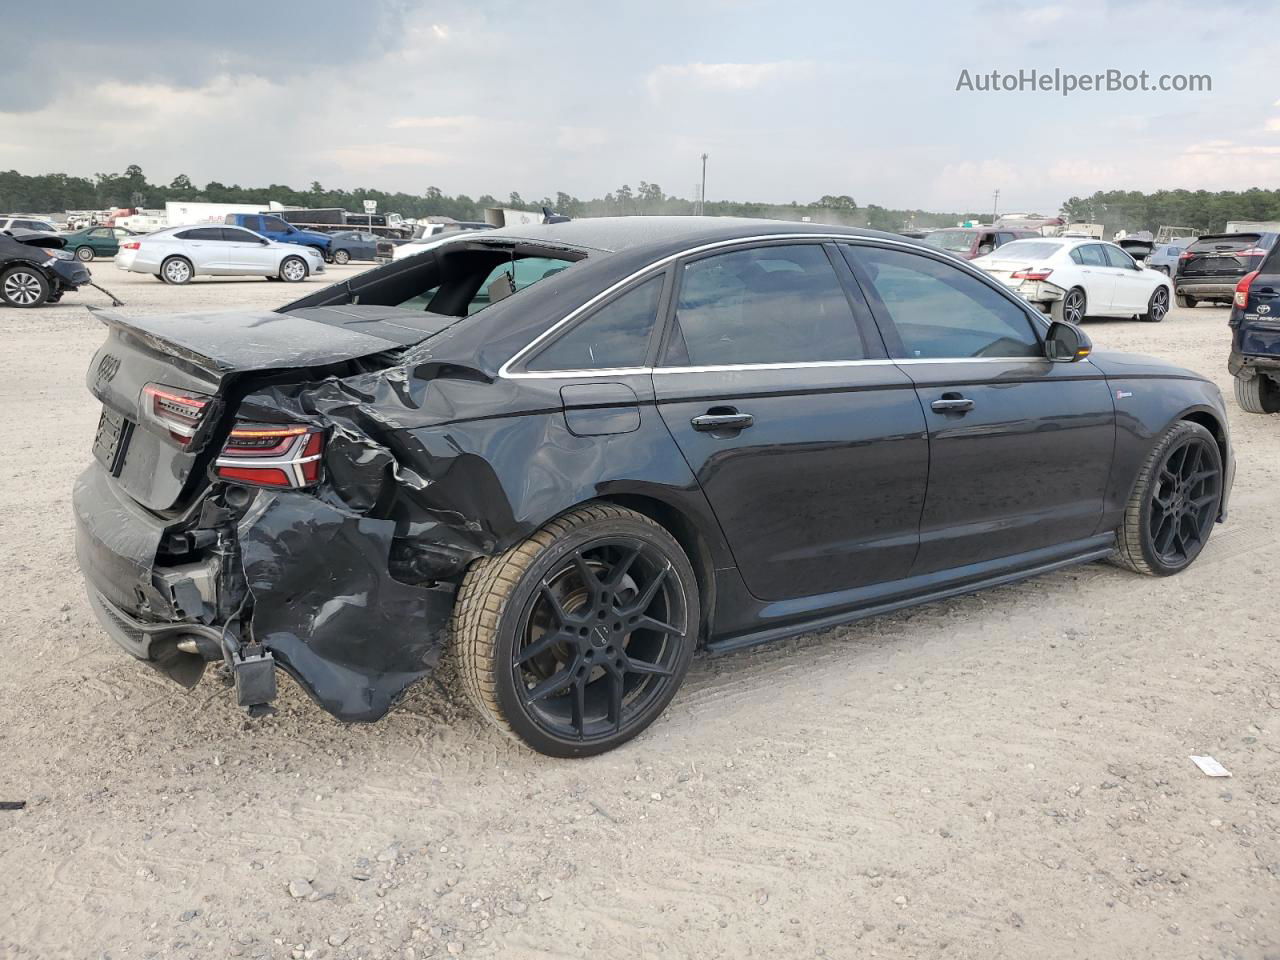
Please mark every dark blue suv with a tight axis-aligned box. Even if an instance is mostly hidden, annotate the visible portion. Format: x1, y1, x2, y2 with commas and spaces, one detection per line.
224, 214, 332, 261
1228, 243, 1280, 413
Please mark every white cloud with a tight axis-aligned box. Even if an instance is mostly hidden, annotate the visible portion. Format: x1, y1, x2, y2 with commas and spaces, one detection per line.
646, 61, 816, 99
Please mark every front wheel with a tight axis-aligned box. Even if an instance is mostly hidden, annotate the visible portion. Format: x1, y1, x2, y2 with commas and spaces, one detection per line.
452, 504, 699, 757
75, 246, 95, 262
1235, 372, 1280, 414
279, 255, 309, 282
1112, 421, 1222, 576
1141, 285, 1170, 322
1, 266, 50, 307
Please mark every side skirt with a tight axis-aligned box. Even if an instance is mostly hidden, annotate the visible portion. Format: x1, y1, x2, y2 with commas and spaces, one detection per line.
704, 537, 1115, 657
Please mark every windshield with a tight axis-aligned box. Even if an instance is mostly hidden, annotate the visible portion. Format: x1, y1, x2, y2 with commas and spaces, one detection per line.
983, 240, 1064, 261
922, 230, 977, 253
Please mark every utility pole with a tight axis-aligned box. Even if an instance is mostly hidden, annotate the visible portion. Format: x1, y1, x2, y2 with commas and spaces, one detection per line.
992, 188, 1000, 224
699, 153, 708, 217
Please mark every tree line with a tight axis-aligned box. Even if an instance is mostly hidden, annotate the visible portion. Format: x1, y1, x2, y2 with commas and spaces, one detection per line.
0, 166, 977, 231
1059, 188, 1280, 235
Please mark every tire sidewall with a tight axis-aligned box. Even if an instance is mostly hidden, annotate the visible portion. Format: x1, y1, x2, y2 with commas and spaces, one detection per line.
161, 257, 192, 284
1064, 287, 1086, 325
280, 256, 308, 282
75, 246, 95, 261
1144, 285, 1169, 322
1, 266, 50, 307
333, 249, 350, 265
489, 514, 698, 757
1134, 422, 1222, 575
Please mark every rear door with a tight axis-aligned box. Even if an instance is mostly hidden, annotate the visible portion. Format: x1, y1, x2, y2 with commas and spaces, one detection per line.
1072, 243, 1116, 312
174, 227, 224, 272
652, 241, 929, 601
844, 243, 1115, 574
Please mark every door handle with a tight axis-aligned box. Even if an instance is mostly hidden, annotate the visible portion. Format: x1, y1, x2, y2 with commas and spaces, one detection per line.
931, 396, 974, 413
691, 408, 754, 432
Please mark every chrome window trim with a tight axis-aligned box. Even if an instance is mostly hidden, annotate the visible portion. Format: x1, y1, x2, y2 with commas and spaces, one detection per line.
499, 232, 1053, 380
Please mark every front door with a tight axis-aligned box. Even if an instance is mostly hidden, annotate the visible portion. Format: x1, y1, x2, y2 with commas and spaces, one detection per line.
652, 242, 929, 601
844, 243, 1116, 574
1073, 243, 1117, 313
1103, 243, 1151, 312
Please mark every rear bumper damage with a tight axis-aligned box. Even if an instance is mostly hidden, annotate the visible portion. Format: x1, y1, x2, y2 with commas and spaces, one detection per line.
74, 463, 458, 721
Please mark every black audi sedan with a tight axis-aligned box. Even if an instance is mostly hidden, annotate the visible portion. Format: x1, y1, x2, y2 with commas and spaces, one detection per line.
74, 217, 1233, 756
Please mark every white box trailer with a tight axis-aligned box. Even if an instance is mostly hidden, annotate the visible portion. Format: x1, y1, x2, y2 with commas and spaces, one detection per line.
163, 200, 287, 227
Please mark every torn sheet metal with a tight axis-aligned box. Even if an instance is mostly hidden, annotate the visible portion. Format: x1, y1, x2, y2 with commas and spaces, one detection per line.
237, 492, 456, 721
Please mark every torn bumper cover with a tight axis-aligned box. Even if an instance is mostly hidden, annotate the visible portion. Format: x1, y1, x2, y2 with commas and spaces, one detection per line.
73, 463, 457, 722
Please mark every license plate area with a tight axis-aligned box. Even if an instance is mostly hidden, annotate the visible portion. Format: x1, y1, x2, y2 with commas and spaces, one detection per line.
93, 407, 133, 475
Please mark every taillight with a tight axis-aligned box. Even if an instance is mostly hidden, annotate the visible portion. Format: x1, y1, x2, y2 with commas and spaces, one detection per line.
1234, 270, 1258, 308
1237, 247, 1268, 258
1011, 268, 1053, 281
1179, 251, 1195, 259
121, 241, 140, 250
214, 423, 325, 488
142, 383, 210, 444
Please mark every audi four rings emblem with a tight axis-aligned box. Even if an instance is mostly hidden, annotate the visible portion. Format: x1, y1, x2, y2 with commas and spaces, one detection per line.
96, 354, 121, 383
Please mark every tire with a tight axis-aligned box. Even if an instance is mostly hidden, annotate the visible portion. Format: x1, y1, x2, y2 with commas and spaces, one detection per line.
452, 503, 699, 757
332, 248, 351, 265
1141, 285, 1170, 322
161, 256, 193, 284
1154, 265, 1170, 276
1176, 294, 1197, 308
279, 256, 309, 282
74, 246, 95, 262
1111, 421, 1222, 576
0, 265, 50, 307
1056, 286, 1086, 325
1234, 372, 1280, 414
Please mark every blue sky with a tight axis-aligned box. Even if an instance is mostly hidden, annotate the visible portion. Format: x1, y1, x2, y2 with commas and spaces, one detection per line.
2, 0, 1275, 214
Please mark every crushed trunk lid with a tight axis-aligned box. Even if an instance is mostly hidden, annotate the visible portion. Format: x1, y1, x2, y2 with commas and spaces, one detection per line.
86, 306, 462, 512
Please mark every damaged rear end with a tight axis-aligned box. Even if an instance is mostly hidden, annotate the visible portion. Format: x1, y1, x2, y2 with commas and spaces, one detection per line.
74, 306, 475, 720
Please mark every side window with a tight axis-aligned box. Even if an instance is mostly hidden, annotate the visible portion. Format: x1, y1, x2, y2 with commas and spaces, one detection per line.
90, 228, 112, 238
996, 232, 1015, 246
180, 227, 223, 241
1103, 245, 1136, 270
220, 228, 255, 242
238, 215, 262, 232
1077, 244, 1107, 267
662, 244, 864, 366
849, 246, 1041, 360
1070, 247, 1085, 265
262, 216, 290, 232
527, 274, 664, 371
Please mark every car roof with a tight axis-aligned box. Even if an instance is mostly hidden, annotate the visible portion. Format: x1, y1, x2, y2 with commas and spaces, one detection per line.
476, 216, 912, 258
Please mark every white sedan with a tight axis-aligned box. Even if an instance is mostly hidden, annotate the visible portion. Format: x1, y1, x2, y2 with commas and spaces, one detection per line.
972, 237, 1173, 323
114, 224, 325, 284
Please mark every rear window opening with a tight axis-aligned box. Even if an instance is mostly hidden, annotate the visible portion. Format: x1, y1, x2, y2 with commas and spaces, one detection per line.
280, 240, 585, 317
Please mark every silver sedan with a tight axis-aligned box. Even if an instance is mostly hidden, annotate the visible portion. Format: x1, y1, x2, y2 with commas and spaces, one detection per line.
114, 225, 326, 284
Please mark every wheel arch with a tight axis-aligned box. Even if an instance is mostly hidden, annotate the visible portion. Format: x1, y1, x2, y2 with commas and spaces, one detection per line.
590, 491, 719, 643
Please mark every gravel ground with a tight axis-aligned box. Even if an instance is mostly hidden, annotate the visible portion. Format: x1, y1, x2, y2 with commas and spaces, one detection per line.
1, 265, 1278, 960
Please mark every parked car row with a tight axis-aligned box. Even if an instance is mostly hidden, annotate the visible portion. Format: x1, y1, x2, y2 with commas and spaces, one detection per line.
114, 225, 326, 284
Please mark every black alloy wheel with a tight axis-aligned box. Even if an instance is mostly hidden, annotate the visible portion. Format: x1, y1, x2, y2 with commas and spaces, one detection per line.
453, 504, 698, 757
1113, 421, 1222, 576
1063, 287, 1086, 325
513, 538, 687, 743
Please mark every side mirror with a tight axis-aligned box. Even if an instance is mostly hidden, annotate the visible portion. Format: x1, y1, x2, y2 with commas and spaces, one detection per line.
1045, 320, 1091, 361
258, 237, 270, 245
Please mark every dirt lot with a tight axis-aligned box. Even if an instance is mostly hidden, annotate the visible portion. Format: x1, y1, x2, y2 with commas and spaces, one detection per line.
1, 265, 1278, 960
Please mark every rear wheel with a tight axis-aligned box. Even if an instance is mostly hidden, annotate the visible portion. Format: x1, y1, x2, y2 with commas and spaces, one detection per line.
1056, 286, 1086, 325
1234, 372, 1280, 414
332, 248, 351, 265
1141, 285, 1170, 322
452, 504, 699, 757
1176, 293, 1197, 308
0, 266, 50, 307
1112, 421, 1222, 576
74, 246, 95, 262
161, 256, 193, 284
